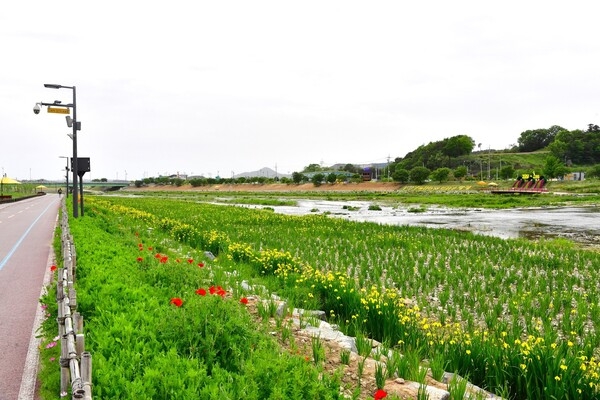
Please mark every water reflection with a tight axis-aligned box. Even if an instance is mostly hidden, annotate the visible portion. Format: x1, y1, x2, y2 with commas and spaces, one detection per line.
254, 200, 600, 248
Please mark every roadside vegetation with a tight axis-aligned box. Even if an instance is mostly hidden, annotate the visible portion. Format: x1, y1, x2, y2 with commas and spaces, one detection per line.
0, 183, 42, 200
38, 194, 600, 399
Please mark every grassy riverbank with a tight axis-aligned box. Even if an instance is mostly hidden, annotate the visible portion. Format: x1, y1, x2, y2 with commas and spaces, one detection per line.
37, 194, 600, 399
122, 179, 600, 209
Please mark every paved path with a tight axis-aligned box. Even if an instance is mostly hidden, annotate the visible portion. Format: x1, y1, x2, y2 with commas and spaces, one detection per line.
0, 195, 60, 400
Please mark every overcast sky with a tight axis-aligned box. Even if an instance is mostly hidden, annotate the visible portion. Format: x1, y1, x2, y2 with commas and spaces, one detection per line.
2, 1, 599, 181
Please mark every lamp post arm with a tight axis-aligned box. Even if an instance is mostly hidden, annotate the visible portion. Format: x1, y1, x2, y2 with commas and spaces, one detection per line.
39, 101, 74, 108
41, 83, 80, 217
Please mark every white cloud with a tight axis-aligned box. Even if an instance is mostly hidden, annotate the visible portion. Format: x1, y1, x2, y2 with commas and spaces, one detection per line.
2, 0, 599, 180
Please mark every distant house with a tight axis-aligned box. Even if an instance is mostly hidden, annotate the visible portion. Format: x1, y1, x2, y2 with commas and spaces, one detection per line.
168, 173, 188, 180
564, 172, 585, 181
362, 168, 372, 181
302, 171, 353, 181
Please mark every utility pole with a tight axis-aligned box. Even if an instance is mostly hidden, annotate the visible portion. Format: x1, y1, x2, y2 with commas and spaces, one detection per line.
488, 146, 491, 180
387, 155, 391, 179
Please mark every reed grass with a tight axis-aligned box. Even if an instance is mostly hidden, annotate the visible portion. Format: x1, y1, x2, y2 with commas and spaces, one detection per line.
81, 196, 600, 398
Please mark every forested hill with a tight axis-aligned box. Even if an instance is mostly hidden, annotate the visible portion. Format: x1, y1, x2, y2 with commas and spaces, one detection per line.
391, 125, 600, 180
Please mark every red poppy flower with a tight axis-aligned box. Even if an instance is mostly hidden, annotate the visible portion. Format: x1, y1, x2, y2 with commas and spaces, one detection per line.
374, 389, 387, 400
210, 285, 226, 297
160, 256, 168, 263
50, 265, 57, 272
148, 247, 153, 251
187, 258, 194, 264
136, 257, 143, 262
240, 297, 248, 305
196, 288, 207, 296
170, 298, 183, 307
198, 262, 204, 268
155, 253, 162, 259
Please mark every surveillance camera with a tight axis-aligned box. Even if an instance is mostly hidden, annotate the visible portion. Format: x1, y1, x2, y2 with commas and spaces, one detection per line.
33, 103, 41, 114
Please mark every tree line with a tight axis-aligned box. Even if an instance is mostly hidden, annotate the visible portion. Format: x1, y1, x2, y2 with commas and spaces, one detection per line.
384, 125, 600, 184
135, 124, 600, 187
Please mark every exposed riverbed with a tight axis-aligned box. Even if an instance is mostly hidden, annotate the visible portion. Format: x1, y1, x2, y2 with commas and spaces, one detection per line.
237, 200, 600, 249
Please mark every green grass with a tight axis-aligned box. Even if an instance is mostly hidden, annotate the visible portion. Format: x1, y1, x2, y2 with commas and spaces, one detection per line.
0, 183, 44, 199
38, 194, 600, 399
213, 197, 297, 206
37, 200, 343, 400
90, 195, 600, 398
124, 180, 600, 209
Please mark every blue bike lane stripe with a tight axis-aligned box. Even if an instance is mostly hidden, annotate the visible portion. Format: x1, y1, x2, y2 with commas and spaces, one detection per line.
0, 199, 57, 271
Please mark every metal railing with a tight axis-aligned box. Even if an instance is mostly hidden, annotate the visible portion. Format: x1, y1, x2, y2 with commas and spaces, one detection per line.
57, 201, 92, 399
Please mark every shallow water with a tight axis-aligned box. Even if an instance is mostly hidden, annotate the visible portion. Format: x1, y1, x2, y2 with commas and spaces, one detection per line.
258, 200, 600, 248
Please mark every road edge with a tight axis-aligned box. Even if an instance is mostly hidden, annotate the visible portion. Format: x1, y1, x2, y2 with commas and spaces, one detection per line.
18, 214, 58, 400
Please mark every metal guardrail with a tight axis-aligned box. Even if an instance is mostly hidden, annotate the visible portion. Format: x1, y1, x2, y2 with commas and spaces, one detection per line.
58, 201, 92, 399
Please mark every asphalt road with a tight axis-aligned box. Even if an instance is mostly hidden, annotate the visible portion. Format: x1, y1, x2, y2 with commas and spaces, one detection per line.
0, 195, 60, 400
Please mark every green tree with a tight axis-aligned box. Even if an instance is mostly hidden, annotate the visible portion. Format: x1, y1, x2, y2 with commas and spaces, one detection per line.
303, 164, 322, 173
292, 172, 304, 184
392, 168, 409, 183
156, 176, 170, 185
426, 151, 448, 170
189, 178, 207, 187
409, 166, 430, 184
311, 173, 324, 187
548, 138, 570, 164
517, 125, 564, 152
453, 166, 468, 181
342, 164, 358, 173
588, 164, 600, 178
326, 172, 337, 184
442, 135, 475, 157
549, 129, 600, 165
499, 165, 515, 180
543, 155, 567, 179
396, 135, 473, 171
431, 167, 451, 183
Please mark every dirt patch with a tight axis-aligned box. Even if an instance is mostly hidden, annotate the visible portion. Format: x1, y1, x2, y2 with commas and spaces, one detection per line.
244, 297, 453, 400
125, 182, 402, 193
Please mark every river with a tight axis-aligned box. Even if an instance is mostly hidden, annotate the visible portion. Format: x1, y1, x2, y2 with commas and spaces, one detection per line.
254, 200, 600, 249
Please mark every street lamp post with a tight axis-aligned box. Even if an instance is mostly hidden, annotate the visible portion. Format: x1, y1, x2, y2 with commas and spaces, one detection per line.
59, 156, 70, 197
38, 84, 80, 218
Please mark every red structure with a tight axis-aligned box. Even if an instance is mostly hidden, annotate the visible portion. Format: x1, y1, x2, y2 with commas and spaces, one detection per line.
492, 174, 548, 194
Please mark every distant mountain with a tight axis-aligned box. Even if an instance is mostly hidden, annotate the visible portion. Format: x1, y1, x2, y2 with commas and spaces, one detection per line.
234, 167, 291, 179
